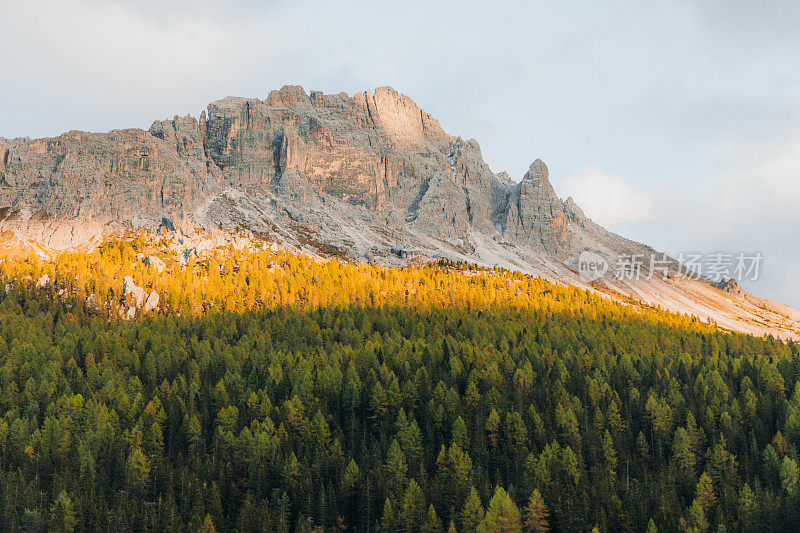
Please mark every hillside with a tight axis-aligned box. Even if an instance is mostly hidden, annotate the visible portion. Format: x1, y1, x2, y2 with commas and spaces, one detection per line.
1, 85, 798, 339
0, 240, 799, 531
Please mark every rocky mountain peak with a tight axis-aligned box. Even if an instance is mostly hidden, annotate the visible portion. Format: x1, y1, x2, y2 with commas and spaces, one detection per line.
0, 88, 608, 260
352, 86, 445, 146
525, 158, 549, 181
718, 278, 747, 298
266, 85, 312, 107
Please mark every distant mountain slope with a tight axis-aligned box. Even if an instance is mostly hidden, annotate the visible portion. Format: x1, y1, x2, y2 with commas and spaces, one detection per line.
1, 85, 797, 338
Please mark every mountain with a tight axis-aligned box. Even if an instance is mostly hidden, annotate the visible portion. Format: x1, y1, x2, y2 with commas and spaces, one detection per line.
0, 85, 797, 338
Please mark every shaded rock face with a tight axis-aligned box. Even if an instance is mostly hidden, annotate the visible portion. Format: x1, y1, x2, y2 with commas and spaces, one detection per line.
0, 127, 216, 224
501, 159, 569, 255
0, 85, 578, 256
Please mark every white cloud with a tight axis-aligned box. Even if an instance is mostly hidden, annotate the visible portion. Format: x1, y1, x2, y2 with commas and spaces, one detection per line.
0, 0, 281, 136
702, 138, 800, 309
2, 2, 231, 88
719, 139, 800, 219
557, 167, 654, 227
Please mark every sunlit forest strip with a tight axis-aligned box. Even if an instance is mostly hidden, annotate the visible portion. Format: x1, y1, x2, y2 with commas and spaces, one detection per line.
0, 239, 705, 326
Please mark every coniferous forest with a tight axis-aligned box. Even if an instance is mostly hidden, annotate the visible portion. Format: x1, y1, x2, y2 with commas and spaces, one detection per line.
0, 239, 799, 532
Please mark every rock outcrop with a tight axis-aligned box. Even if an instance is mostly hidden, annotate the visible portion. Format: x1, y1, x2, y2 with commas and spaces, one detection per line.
718, 278, 747, 298
119, 276, 160, 314
144, 255, 166, 273
144, 291, 160, 313
501, 159, 569, 254
122, 276, 147, 309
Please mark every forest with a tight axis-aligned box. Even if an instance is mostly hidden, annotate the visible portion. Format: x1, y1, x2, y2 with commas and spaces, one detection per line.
0, 238, 798, 532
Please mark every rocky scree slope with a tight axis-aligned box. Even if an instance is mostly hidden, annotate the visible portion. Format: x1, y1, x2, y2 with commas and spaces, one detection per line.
0, 85, 797, 338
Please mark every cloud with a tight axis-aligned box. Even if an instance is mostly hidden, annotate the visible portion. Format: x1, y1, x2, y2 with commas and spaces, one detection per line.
556, 167, 654, 228
718, 139, 800, 222
700, 137, 800, 309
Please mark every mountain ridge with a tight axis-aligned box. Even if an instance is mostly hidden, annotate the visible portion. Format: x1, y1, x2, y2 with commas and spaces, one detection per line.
0, 85, 798, 339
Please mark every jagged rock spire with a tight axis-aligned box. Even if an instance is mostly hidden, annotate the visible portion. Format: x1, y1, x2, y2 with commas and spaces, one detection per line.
501, 157, 569, 253
525, 158, 549, 181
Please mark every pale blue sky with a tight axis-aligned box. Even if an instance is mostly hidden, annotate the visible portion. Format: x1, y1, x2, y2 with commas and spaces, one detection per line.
2, 0, 799, 308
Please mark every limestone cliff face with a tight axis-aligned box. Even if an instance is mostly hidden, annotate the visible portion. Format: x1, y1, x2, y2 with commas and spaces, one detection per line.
0, 84, 574, 256
0, 128, 216, 223
504, 159, 570, 254
196, 86, 448, 212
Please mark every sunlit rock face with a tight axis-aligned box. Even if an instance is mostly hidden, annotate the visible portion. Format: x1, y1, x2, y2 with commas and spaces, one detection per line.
197, 85, 455, 214
0, 85, 576, 255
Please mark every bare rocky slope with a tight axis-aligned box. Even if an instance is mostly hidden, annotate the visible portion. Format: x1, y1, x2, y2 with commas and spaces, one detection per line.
1, 85, 797, 338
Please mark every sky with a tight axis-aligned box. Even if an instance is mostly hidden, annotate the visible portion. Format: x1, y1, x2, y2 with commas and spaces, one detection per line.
2, 0, 799, 308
